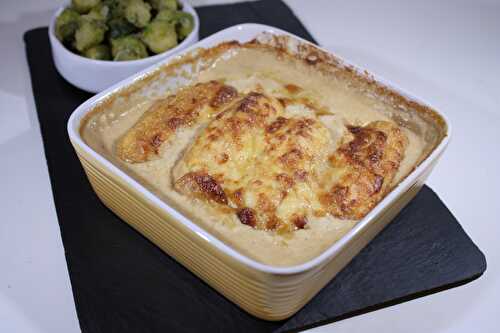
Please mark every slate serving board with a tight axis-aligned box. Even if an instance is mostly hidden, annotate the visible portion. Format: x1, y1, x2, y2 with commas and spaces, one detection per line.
23, 0, 486, 332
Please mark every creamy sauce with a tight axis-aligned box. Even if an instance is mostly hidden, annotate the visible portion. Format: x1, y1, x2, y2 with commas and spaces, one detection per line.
82, 47, 435, 266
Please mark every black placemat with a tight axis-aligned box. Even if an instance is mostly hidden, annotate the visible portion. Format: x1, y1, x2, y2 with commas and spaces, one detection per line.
24, 1, 486, 332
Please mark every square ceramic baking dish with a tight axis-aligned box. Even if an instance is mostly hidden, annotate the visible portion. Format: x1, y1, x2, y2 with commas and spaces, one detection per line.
68, 24, 450, 320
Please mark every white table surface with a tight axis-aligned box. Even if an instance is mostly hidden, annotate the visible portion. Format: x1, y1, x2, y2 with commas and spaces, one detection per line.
1, 0, 498, 332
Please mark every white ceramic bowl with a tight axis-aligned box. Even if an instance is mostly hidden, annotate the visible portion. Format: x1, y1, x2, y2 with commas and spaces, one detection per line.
48, 0, 199, 93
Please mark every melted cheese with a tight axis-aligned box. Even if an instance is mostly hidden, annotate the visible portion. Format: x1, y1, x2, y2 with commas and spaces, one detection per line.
173, 92, 332, 233
81, 46, 435, 266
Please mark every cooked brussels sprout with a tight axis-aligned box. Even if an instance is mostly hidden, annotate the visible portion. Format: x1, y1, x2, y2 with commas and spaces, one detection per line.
125, 0, 152, 28
55, 8, 80, 42
108, 17, 137, 39
155, 8, 176, 22
84, 3, 110, 21
71, 0, 101, 14
111, 36, 148, 60
172, 11, 194, 40
74, 18, 107, 52
141, 19, 177, 54
83, 44, 111, 60
57, 0, 190, 61
149, 0, 178, 11
104, 0, 128, 19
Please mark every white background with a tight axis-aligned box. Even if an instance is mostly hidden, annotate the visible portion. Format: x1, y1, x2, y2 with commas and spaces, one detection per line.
1, 0, 498, 332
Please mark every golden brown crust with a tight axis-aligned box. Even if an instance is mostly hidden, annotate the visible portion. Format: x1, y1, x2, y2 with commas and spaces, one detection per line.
284, 84, 302, 94
236, 208, 257, 227
210, 85, 238, 108
116, 81, 239, 163
171, 84, 409, 230
320, 121, 408, 219
175, 171, 228, 205
173, 90, 332, 232
116, 80, 409, 232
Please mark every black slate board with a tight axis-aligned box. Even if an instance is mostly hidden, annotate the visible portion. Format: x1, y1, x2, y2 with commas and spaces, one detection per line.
24, 1, 486, 332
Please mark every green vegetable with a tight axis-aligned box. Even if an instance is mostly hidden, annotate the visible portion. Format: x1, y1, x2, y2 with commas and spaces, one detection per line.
141, 19, 177, 53
71, 0, 101, 14
155, 9, 194, 40
172, 11, 193, 40
111, 35, 148, 60
149, 0, 178, 11
108, 17, 137, 39
125, 0, 152, 28
56, 0, 191, 61
74, 18, 107, 51
55, 8, 80, 42
154, 8, 176, 22
104, 0, 128, 19
83, 3, 110, 21
83, 44, 111, 60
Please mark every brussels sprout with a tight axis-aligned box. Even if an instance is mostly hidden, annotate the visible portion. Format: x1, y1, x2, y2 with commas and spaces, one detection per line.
84, 3, 110, 21
125, 0, 151, 28
172, 11, 193, 40
83, 44, 111, 60
149, 0, 178, 11
74, 18, 107, 52
55, 8, 80, 42
59, 0, 190, 60
141, 19, 177, 54
103, 0, 128, 19
71, 0, 101, 14
108, 17, 137, 39
154, 8, 176, 22
111, 35, 148, 60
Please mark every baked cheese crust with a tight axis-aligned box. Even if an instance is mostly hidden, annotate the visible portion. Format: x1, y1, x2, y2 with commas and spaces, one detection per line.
118, 81, 408, 232
173, 91, 331, 232
116, 81, 238, 163
319, 121, 409, 219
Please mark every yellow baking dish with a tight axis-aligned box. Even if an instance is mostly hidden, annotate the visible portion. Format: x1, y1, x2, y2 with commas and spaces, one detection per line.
68, 24, 450, 320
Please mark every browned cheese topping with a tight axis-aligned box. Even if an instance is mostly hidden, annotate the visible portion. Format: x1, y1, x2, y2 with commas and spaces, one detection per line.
117, 80, 409, 233
116, 81, 238, 163
319, 121, 408, 219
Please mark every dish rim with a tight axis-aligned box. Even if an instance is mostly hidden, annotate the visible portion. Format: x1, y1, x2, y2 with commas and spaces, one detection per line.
67, 23, 452, 275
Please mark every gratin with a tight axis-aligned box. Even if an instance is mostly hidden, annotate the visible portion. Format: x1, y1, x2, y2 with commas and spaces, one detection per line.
81, 38, 443, 266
